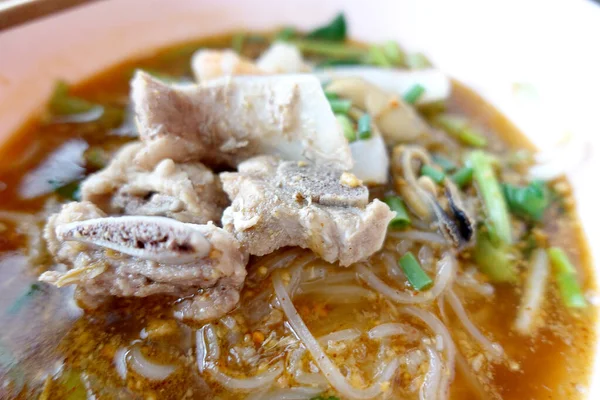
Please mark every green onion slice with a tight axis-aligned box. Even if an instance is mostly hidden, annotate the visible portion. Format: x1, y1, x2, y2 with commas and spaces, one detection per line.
384, 195, 411, 229
399, 252, 433, 290
357, 114, 372, 140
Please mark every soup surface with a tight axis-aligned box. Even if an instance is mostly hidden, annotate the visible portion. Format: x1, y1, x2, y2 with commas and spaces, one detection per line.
0, 14, 596, 400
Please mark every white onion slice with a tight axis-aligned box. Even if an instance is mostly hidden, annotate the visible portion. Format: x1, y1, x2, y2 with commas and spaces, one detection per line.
514, 249, 550, 335
273, 272, 401, 399
317, 67, 451, 104
357, 253, 455, 304
445, 290, 503, 359
388, 230, 448, 245
349, 134, 389, 185
129, 346, 176, 381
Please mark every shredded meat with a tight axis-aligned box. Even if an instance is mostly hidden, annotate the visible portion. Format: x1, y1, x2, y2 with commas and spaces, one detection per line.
131, 71, 352, 170
39, 201, 248, 323
220, 156, 394, 266
80, 142, 227, 224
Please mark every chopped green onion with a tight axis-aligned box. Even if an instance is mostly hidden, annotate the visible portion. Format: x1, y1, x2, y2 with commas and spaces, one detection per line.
292, 39, 367, 59
336, 114, 356, 142
357, 114, 372, 140
434, 114, 488, 148
399, 252, 433, 290
231, 33, 246, 54
306, 13, 347, 41
328, 98, 352, 114
315, 58, 364, 68
548, 247, 587, 308
451, 167, 474, 188
432, 155, 457, 172
405, 52, 432, 69
384, 195, 411, 229
84, 147, 109, 170
8, 283, 43, 315
49, 180, 81, 201
403, 84, 426, 104
473, 231, 517, 282
502, 180, 549, 221
469, 151, 512, 245
420, 165, 446, 184
324, 91, 338, 101
382, 41, 405, 65
276, 26, 296, 41
366, 46, 392, 67
48, 81, 98, 116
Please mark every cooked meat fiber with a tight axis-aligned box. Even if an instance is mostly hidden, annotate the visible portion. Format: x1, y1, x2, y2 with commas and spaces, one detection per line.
81, 142, 227, 224
39, 201, 248, 323
221, 156, 395, 266
131, 71, 352, 170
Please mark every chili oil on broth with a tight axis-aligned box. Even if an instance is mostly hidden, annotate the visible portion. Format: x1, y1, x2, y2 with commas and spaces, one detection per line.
0, 31, 596, 400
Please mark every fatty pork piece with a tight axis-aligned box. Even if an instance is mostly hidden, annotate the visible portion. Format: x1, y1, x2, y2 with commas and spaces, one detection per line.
131, 71, 352, 170
80, 142, 227, 224
220, 156, 395, 266
38, 201, 248, 323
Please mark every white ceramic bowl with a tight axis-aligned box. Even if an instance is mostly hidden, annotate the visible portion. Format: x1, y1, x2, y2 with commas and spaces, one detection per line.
1, 0, 599, 396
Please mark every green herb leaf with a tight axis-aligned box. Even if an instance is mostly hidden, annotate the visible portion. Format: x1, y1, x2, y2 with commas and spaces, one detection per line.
384, 195, 411, 229
292, 39, 366, 59
502, 180, 549, 221
399, 252, 433, 290
48, 81, 98, 116
276, 26, 296, 41
231, 32, 246, 54
382, 41, 406, 66
366, 45, 393, 67
306, 13, 347, 41
48, 180, 81, 201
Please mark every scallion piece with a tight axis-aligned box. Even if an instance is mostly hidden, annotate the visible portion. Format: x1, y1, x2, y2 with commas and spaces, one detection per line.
231, 32, 246, 54
548, 247, 587, 308
399, 252, 433, 290
382, 41, 405, 65
432, 155, 457, 172
502, 180, 549, 221
324, 91, 338, 101
451, 167, 474, 188
473, 231, 517, 282
367, 46, 392, 67
403, 84, 426, 104
469, 150, 512, 245
405, 52, 432, 69
329, 98, 352, 114
306, 13, 347, 41
336, 114, 356, 142
357, 114, 372, 140
384, 195, 411, 229
434, 114, 488, 148
420, 165, 446, 184
48, 81, 97, 116
48, 180, 81, 201
292, 39, 367, 59
276, 26, 296, 41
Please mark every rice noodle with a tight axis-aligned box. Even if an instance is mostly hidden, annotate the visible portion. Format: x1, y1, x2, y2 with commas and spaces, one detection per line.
129, 346, 176, 381
357, 253, 456, 304
247, 386, 323, 400
300, 271, 357, 287
299, 284, 375, 301
420, 345, 442, 400
381, 252, 405, 281
368, 323, 410, 339
388, 230, 447, 245
113, 348, 128, 380
514, 249, 550, 335
445, 290, 503, 359
200, 324, 284, 390
319, 328, 362, 343
403, 307, 455, 398
273, 272, 402, 399
208, 361, 284, 390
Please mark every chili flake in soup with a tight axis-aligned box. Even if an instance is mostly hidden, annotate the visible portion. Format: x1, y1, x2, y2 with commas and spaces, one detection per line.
0, 13, 596, 400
